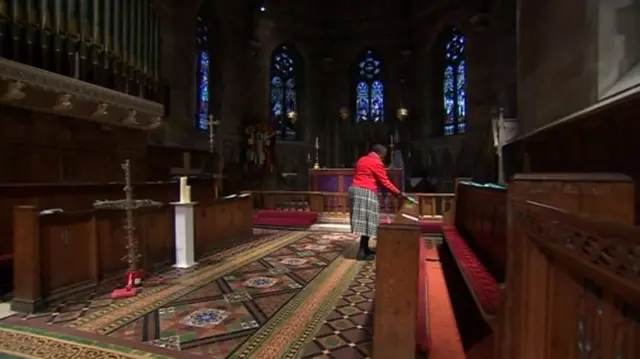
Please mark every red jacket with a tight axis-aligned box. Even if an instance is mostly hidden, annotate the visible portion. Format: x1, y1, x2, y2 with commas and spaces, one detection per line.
351, 152, 401, 195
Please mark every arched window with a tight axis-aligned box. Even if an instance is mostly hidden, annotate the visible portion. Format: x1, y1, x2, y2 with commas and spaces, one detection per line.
195, 9, 210, 131
355, 50, 384, 123
270, 44, 300, 140
443, 28, 467, 135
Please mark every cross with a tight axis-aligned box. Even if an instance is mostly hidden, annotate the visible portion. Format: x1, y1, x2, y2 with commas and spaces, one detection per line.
170, 152, 203, 175
207, 114, 220, 153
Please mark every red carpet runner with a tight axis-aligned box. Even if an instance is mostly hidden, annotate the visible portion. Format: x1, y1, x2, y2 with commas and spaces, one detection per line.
425, 246, 466, 359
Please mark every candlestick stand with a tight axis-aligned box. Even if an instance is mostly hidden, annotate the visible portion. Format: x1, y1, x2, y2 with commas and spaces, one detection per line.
313, 142, 320, 170
93, 160, 162, 299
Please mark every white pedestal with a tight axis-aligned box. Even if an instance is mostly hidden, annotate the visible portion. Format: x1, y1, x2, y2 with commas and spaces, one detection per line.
171, 202, 198, 268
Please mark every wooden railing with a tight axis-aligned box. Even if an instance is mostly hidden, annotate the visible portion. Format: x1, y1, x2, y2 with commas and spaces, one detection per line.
249, 190, 454, 218
497, 199, 640, 359
11, 194, 253, 313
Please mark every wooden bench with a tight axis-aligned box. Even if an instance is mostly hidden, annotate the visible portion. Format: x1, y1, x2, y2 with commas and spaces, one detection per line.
442, 180, 507, 327
373, 199, 430, 359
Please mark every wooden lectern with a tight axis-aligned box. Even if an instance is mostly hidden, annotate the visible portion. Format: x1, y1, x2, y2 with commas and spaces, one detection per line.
373, 199, 422, 359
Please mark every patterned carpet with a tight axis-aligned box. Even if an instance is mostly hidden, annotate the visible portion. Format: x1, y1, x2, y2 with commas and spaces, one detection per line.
1, 229, 365, 358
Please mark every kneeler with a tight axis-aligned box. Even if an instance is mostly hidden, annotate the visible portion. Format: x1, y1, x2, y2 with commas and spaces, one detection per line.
373, 197, 430, 359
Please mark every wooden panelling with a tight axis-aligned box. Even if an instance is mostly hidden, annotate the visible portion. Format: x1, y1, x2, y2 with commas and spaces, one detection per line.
0, 179, 215, 258
455, 183, 507, 279
11, 194, 254, 312
193, 196, 254, 257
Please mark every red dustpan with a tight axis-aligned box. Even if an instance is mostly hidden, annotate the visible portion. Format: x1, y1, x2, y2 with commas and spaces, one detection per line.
111, 270, 140, 299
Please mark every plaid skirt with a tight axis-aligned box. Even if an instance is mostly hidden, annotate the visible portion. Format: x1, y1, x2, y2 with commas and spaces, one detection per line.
348, 186, 380, 237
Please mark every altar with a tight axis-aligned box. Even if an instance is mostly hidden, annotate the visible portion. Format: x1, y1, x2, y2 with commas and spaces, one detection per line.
309, 168, 404, 193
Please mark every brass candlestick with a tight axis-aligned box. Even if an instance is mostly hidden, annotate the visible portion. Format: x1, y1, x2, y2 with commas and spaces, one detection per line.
313, 137, 320, 170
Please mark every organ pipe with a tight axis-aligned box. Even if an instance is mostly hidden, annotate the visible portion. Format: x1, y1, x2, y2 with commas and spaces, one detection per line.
1, 0, 159, 93
67, 0, 78, 37
91, 0, 100, 46
128, 0, 134, 69
152, 9, 158, 80
103, 0, 110, 53
113, 0, 119, 57
78, 0, 86, 41
121, 0, 127, 63
136, 0, 142, 72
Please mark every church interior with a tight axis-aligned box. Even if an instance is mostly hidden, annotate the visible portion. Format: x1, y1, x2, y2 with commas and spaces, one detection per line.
0, 0, 638, 358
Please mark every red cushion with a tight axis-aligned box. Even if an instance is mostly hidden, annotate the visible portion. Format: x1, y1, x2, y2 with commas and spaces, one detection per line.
418, 220, 442, 233
255, 210, 318, 222
416, 239, 431, 353
252, 217, 314, 228
442, 225, 500, 314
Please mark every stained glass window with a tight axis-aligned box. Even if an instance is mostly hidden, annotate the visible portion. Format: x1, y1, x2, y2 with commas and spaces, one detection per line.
443, 29, 467, 135
356, 50, 384, 123
270, 45, 299, 140
195, 13, 210, 130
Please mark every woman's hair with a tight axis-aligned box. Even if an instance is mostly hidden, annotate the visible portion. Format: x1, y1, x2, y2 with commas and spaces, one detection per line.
371, 144, 387, 155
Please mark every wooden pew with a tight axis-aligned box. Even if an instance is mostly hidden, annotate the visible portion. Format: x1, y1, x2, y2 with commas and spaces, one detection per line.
11, 191, 255, 313
442, 180, 507, 327
497, 198, 640, 358
0, 179, 215, 264
373, 199, 429, 359
193, 194, 253, 257
496, 172, 636, 359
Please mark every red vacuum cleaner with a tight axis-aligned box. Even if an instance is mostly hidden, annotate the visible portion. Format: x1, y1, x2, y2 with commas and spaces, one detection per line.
111, 269, 144, 299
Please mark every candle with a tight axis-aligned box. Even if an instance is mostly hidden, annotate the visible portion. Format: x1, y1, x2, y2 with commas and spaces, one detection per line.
390, 135, 393, 145
184, 186, 191, 203
315, 137, 319, 148
179, 177, 187, 202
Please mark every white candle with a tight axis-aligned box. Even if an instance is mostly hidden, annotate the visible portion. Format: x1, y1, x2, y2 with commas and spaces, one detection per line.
179, 177, 187, 202
184, 186, 191, 203
315, 137, 319, 148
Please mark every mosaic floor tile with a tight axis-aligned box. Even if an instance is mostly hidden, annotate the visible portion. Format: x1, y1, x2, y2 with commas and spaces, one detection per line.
253, 291, 297, 317
233, 261, 268, 273
305, 262, 376, 359
152, 298, 258, 347
263, 254, 327, 271
318, 252, 342, 262
292, 267, 324, 283
186, 336, 249, 357
172, 281, 224, 303
290, 242, 341, 253
223, 271, 302, 295
317, 334, 347, 349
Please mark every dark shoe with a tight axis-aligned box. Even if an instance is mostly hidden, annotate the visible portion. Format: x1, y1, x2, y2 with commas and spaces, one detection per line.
358, 251, 376, 261
365, 247, 376, 255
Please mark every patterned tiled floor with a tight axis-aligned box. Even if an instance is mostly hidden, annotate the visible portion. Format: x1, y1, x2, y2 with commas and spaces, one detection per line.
301, 261, 376, 359
6, 230, 358, 358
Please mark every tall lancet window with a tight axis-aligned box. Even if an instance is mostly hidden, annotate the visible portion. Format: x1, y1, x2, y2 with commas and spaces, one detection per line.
443, 28, 467, 135
270, 44, 300, 140
355, 50, 384, 123
195, 10, 211, 131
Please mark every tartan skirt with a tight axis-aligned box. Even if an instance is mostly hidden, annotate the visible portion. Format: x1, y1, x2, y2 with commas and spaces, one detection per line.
348, 186, 380, 237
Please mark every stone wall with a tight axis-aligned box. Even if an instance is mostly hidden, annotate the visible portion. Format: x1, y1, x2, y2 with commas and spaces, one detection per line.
153, 0, 519, 190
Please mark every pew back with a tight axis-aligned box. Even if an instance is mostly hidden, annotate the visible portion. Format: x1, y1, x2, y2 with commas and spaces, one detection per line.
497, 199, 640, 359
0, 179, 215, 259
